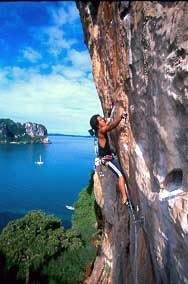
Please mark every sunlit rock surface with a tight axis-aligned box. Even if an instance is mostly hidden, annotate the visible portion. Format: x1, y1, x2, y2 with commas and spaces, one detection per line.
77, 1, 188, 283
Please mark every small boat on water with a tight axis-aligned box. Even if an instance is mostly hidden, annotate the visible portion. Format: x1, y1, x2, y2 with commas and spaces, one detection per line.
65, 205, 75, 211
35, 155, 44, 165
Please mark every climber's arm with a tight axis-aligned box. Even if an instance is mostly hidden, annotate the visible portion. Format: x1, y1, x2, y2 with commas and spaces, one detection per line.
100, 114, 125, 134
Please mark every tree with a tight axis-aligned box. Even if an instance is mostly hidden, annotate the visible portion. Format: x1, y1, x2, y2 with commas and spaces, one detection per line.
0, 172, 99, 284
0, 211, 65, 284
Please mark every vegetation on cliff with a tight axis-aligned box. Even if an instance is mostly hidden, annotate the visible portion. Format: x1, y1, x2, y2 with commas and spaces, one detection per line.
0, 173, 98, 284
0, 119, 49, 144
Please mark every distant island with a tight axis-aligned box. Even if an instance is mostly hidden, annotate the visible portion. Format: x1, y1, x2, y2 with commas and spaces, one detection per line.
48, 133, 91, 138
0, 119, 51, 144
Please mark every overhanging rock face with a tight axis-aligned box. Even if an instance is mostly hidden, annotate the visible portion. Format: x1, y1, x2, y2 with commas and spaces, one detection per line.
77, 2, 188, 283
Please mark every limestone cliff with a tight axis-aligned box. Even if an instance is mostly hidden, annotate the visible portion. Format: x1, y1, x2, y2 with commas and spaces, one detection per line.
0, 119, 50, 144
77, 1, 188, 284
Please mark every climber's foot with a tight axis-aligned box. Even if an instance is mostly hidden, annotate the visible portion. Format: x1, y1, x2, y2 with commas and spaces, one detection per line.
122, 198, 129, 206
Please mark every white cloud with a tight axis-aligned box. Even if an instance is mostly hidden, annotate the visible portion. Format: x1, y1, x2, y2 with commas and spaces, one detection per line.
49, 2, 79, 27
29, 3, 79, 58
32, 2, 79, 57
42, 26, 77, 56
0, 2, 100, 134
52, 64, 86, 79
0, 66, 40, 83
0, 65, 102, 135
48, 49, 93, 80
50, 6, 69, 26
67, 3, 80, 23
22, 47, 42, 63
0, 69, 9, 85
67, 49, 92, 73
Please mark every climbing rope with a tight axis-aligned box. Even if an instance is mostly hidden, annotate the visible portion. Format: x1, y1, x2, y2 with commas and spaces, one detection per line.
125, 181, 145, 284
90, 103, 145, 284
134, 223, 138, 284
124, 184, 136, 222
125, 184, 142, 284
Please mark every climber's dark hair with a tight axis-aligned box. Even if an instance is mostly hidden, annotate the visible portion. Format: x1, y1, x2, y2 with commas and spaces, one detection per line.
89, 114, 100, 137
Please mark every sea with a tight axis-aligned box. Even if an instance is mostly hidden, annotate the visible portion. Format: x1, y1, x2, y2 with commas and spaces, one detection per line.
0, 135, 95, 230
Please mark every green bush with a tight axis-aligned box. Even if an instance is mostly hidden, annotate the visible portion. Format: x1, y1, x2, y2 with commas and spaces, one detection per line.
0, 173, 98, 284
45, 172, 98, 284
0, 211, 65, 283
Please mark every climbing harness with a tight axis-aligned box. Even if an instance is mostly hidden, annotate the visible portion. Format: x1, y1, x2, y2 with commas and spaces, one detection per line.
93, 139, 105, 177
90, 106, 144, 284
109, 105, 144, 221
94, 157, 104, 177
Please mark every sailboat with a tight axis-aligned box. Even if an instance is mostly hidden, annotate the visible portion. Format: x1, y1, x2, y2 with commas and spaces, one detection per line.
35, 155, 44, 165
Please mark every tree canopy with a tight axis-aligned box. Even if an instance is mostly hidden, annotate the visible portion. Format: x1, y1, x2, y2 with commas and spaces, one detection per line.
0, 173, 100, 284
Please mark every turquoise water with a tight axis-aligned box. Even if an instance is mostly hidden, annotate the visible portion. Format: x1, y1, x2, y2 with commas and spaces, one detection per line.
0, 136, 95, 229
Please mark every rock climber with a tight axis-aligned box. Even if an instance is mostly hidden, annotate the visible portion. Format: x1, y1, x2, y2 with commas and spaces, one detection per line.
89, 112, 130, 206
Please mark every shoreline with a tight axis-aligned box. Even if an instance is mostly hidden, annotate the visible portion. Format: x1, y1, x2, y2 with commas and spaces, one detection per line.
0, 135, 91, 144
0, 140, 52, 145
48, 133, 91, 138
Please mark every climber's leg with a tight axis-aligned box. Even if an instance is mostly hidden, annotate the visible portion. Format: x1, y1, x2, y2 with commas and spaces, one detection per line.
118, 175, 128, 205
106, 160, 128, 205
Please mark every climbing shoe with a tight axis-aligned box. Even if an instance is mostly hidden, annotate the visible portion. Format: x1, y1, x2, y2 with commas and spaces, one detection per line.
122, 198, 129, 206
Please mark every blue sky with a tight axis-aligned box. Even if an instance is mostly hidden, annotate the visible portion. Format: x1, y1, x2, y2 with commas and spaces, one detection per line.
0, 1, 102, 135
